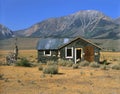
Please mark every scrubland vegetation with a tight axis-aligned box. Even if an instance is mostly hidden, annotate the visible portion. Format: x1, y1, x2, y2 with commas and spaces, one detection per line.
0, 50, 120, 94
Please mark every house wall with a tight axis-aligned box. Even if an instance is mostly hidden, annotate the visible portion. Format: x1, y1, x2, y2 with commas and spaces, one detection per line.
59, 38, 100, 63
94, 47, 100, 62
37, 38, 100, 63
38, 50, 58, 63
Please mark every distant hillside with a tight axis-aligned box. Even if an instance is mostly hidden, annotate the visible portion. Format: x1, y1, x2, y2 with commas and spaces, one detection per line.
15, 10, 120, 39
0, 38, 39, 50
0, 24, 14, 40
0, 38, 120, 51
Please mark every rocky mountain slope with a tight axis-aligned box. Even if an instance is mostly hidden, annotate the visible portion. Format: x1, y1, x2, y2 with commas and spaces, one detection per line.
0, 24, 14, 39
114, 17, 120, 25
15, 10, 120, 39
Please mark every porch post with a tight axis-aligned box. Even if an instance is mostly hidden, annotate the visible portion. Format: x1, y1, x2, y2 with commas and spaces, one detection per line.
74, 48, 76, 64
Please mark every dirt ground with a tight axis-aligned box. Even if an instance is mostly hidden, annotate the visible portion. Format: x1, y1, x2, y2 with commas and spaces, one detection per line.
0, 50, 120, 94
0, 66, 120, 94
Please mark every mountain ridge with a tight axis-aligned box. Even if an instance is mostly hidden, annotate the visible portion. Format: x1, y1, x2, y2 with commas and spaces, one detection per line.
0, 24, 14, 39
15, 10, 120, 39
1, 10, 120, 39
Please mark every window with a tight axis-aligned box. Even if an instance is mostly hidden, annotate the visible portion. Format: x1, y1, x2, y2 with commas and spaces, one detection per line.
65, 47, 73, 58
44, 50, 51, 56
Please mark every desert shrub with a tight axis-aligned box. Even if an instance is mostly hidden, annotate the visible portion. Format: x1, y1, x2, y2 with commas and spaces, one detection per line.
16, 57, 31, 67
38, 65, 43, 71
101, 65, 107, 70
58, 59, 65, 66
102, 60, 107, 65
43, 65, 58, 74
40, 74, 46, 78
90, 72, 93, 76
66, 60, 74, 67
80, 71, 85, 76
0, 74, 4, 80
112, 64, 120, 70
102, 60, 111, 65
79, 60, 89, 67
72, 64, 79, 69
66, 61, 74, 67
58, 59, 74, 67
47, 61, 57, 65
113, 59, 118, 61
0, 61, 3, 66
58, 59, 67, 66
89, 62, 100, 68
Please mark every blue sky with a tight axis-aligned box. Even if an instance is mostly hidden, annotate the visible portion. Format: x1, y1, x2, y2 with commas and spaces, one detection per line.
0, 0, 120, 31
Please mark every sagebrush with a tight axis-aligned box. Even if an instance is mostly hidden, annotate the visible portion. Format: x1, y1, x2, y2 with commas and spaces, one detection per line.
43, 65, 58, 74
16, 57, 31, 67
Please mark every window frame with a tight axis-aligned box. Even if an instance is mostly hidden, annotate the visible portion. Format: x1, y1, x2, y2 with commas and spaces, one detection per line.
65, 47, 73, 58
44, 50, 51, 56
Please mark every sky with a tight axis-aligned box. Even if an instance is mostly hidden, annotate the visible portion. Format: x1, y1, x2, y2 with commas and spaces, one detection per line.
0, 0, 120, 31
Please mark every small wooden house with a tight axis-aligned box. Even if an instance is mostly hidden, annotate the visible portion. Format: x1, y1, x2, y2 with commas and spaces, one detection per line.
37, 37, 101, 63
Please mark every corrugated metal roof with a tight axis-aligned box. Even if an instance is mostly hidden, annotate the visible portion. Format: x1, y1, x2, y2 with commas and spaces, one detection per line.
37, 37, 102, 50
37, 38, 73, 50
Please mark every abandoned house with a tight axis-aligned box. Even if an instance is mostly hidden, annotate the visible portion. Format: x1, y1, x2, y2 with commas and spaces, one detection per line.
37, 37, 101, 63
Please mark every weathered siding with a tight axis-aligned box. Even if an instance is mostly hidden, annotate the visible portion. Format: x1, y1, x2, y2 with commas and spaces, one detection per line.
38, 50, 58, 63
37, 38, 101, 63
59, 38, 100, 63
94, 47, 100, 62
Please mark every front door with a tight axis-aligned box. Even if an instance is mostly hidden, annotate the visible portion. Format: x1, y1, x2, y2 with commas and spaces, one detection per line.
75, 48, 82, 63
84, 46, 94, 62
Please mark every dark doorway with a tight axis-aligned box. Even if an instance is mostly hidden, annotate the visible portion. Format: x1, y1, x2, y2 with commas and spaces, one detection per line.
76, 49, 81, 62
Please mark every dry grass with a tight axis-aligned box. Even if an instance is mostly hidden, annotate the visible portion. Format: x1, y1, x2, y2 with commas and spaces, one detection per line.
100, 52, 120, 61
0, 66, 120, 94
0, 50, 120, 94
100, 52, 120, 66
0, 50, 37, 64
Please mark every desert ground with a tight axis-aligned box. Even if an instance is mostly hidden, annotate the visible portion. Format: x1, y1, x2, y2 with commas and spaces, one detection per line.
0, 50, 120, 94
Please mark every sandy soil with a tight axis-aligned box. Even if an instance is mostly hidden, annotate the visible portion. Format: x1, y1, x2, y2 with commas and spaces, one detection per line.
0, 65, 120, 94
0, 50, 120, 94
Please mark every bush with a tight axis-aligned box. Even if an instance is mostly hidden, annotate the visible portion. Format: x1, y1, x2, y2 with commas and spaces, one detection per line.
40, 74, 46, 78
112, 64, 120, 70
38, 65, 43, 71
47, 61, 57, 65
58, 59, 74, 67
89, 62, 100, 68
16, 57, 31, 67
102, 60, 107, 65
0, 74, 4, 80
66, 60, 74, 67
58, 59, 67, 66
66, 62, 73, 67
79, 60, 89, 67
101, 65, 107, 70
72, 64, 79, 69
43, 65, 58, 74
101, 60, 111, 65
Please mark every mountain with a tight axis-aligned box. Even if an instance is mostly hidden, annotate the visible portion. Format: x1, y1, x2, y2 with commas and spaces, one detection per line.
0, 24, 14, 40
114, 17, 120, 25
10, 10, 120, 39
